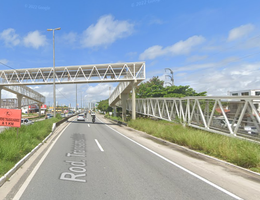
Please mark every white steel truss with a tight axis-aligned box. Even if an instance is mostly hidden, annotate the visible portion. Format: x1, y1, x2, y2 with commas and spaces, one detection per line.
2, 85, 45, 104
1, 98, 40, 109
0, 62, 145, 86
119, 96, 260, 139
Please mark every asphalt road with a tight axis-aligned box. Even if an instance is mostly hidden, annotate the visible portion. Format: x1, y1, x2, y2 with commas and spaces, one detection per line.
13, 115, 240, 200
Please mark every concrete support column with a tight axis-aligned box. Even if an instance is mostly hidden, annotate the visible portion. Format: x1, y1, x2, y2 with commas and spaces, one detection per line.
132, 81, 136, 120
38, 104, 41, 117
0, 86, 2, 108
17, 94, 23, 109
113, 107, 116, 117
121, 94, 127, 121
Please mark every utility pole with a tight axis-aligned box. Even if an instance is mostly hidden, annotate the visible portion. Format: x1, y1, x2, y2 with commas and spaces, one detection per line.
47, 27, 61, 118
76, 84, 77, 112
81, 92, 82, 110
165, 68, 174, 87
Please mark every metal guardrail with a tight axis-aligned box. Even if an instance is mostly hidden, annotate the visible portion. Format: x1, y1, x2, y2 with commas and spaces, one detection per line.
118, 96, 260, 140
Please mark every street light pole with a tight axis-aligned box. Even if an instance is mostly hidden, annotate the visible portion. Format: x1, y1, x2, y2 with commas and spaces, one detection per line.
47, 27, 61, 118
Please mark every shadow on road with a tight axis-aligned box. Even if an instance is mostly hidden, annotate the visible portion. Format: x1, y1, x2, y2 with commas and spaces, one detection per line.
68, 120, 120, 126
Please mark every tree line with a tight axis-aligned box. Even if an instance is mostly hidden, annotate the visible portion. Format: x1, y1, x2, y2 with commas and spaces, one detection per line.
97, 76, 207, 112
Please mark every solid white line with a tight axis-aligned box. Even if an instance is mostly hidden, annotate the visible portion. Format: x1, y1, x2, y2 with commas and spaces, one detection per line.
13, 123, 70, 200
95, 139, 104, 152
104, 123, 243, 200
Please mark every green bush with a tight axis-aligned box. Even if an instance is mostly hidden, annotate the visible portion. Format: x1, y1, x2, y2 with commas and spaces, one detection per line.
0, 117, 60, 176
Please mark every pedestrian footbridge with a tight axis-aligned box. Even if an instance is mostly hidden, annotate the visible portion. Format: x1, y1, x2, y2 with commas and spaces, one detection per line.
0, 62, 145, 114
114, 96, 260, 140
0, 85, 45, 109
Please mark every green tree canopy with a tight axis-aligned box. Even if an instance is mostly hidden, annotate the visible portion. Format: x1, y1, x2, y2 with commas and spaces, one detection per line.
136, 76, 207, 98
97, 99, 113, 112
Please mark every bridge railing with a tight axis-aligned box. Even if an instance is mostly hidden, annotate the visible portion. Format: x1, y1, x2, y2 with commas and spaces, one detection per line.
120, 96, 260, 140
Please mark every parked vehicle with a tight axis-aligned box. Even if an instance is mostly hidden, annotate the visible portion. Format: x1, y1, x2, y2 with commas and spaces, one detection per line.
45, 113, 53, 119
65, 112, 74, 117
21, 118, 34, 125
244, 126, 258, 134
77, 114, 85, 121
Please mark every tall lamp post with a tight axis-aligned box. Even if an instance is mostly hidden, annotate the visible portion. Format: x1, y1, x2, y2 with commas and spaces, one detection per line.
47, 27, 61, 118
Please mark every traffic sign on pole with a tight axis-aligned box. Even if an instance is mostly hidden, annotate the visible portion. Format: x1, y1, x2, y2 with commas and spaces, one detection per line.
0, 108, 22, 128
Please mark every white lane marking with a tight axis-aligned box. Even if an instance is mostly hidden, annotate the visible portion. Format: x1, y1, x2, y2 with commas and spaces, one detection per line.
95, 139, 104, 152
104, 124, 243, 200
13, 123, 70, 200
88, 124, 90, 127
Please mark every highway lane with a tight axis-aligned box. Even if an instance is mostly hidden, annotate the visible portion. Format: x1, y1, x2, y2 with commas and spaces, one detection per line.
14, 115, 240, 200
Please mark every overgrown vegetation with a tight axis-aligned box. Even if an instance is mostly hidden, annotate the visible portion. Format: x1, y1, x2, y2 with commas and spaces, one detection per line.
127, 118, 260, 172
0, 117, 61, 177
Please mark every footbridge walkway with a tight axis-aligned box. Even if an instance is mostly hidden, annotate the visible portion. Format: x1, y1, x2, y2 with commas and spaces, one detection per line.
0, 85, 45, 109
0, 62, 145, 116
112, 96, 260, 140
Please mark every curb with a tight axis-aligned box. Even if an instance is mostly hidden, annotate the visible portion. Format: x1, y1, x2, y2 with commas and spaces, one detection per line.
101, 115, 260, 178
104, 116, 127, 126
0, 117, 73, 187
0, 129, 54, 187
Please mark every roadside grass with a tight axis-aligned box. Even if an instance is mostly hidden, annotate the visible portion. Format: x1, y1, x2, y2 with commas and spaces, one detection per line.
127, 118, 260, 173
0, 117, 60, 177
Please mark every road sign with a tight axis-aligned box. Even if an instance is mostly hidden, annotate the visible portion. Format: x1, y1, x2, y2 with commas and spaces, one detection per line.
0, 108, 22, 128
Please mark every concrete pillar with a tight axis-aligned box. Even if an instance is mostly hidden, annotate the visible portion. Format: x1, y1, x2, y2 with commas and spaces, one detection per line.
121, 94, 127, 121
132, 81, 136, 120
113, 107, 116, 117
0, 86, 2, 108
38, 104, 41, 117
17, 94, 23, 109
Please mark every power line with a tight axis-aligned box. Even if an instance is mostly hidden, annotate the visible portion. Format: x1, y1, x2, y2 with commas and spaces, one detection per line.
0, 61, 16, 70
56, 87, 74, 103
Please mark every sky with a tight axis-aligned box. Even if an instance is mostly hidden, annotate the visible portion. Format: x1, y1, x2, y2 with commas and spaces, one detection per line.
1, 0, 260, 108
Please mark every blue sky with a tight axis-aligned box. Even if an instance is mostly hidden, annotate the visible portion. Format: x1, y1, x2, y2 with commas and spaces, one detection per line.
1, 0, 260, 107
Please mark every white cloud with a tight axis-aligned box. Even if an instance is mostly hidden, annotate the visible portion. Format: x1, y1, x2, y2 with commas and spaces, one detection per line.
0, 28, 20, 47
85, 83, 114, 97
23, 31, 47, 49
186, 55, 208, 62
62, 32, 77, 44
176, 62, 260, 96
228, 24, 255, 41
0, 59, 8, 64
148, 17, 164, 25
1, 90, 16, 98
81, 15, 134, 48
139, 35, 205, 60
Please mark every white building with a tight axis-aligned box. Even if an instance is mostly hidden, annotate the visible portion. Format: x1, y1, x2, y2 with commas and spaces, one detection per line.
229, 89, 260, 96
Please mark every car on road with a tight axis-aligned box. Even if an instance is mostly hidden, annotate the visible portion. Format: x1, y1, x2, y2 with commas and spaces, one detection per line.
77, 114, 85, 121
45, 113, 53, 119
65, 111, 74, 117
244, 126, 258, 134
21, 118, 34, 125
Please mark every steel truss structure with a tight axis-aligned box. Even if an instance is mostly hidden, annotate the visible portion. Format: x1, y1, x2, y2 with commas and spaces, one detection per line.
2, 85, 45, 104
1, 98, 39, 109
0, 62, 145, 86
120, 96, 260, 139
109, 80, 143, 106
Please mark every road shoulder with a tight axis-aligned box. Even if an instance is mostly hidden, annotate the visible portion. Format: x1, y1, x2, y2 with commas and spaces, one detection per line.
98, 114, 260, 200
